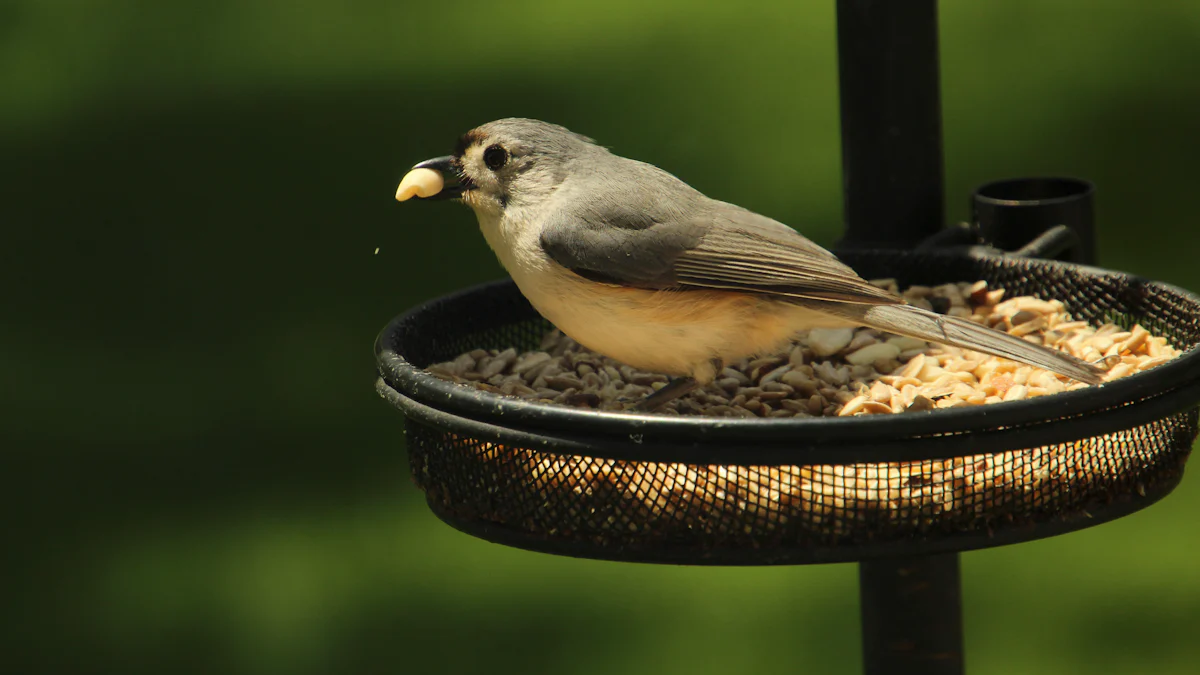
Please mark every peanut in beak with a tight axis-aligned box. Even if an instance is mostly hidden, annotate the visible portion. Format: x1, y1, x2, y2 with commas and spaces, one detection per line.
395, 168, 445, 201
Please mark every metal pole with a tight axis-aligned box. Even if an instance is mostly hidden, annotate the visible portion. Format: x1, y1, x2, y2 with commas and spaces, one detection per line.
860, 554, 965, 675
835, 0, 945, 250
833, 2, 964, 673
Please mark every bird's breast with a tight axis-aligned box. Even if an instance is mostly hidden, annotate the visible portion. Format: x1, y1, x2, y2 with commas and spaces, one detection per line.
515, 269, 841, 381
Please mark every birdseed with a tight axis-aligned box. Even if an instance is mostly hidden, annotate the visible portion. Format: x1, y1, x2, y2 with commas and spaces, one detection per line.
425, 279, 1179, 417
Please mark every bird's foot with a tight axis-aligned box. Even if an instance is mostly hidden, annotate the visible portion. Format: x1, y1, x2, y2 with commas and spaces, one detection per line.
628, 376, 701, 412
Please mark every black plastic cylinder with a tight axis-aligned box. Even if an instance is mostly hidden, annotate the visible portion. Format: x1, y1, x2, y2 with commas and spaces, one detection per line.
973, 177, 1096, 264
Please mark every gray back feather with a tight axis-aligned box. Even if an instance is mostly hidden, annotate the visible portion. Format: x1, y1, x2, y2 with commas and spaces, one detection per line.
538, 154, 901, 304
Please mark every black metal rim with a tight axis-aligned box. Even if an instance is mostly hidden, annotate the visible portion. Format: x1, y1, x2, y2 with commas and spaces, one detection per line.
376, 252, 1200, 463
420, 473, 1181, 566
377, 375, 1200, 464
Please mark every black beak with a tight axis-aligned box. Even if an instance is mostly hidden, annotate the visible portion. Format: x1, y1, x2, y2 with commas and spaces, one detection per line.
411, 155, 470, 200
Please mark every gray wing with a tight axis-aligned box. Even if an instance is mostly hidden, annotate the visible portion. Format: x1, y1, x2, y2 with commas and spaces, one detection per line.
539, 188, 902, 305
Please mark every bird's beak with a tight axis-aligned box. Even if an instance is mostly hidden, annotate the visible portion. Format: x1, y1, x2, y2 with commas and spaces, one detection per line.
407, 155, 470, 201
412, 155, 456, 172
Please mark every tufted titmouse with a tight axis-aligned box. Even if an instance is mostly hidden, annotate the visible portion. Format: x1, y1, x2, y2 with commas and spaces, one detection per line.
396, 118, 1105, 410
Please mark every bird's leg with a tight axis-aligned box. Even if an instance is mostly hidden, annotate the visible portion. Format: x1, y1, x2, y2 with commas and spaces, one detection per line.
630, 358, 722, 412
632, 376, 700, 412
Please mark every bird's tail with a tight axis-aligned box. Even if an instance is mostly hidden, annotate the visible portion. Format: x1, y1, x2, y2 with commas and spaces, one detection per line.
818, 302, 1106, 385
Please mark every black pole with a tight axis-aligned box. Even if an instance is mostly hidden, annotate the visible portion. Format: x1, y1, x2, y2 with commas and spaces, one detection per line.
860, 554, 965, 674
834, 2, 965, 674
836, 0, 945, 250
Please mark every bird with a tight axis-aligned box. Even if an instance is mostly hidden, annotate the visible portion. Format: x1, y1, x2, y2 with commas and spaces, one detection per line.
395, 118, 1106, 410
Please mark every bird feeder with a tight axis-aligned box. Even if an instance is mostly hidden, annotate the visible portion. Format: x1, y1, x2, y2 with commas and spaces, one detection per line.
375, 2, 1200, 673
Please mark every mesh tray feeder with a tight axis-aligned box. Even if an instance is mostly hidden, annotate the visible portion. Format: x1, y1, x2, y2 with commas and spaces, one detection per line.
377, 250, 1200, 564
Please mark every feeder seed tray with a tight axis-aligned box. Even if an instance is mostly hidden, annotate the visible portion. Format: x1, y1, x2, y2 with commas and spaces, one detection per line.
376, 249, 1200, 565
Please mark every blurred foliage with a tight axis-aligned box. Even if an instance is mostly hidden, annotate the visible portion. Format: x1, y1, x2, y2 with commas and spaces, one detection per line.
5, 1, 1200, 674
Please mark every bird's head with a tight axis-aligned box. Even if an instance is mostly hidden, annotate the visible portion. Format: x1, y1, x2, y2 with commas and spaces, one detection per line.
396, 118, 601, 218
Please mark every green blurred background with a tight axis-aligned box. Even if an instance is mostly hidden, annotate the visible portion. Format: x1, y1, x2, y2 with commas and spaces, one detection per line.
6, 1, 1199, 673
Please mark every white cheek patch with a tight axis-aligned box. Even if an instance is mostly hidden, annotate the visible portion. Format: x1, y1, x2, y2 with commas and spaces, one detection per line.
395, 168, 445, 201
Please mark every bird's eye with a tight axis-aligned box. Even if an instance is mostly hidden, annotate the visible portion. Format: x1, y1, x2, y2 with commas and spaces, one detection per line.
483, 144, 509, 171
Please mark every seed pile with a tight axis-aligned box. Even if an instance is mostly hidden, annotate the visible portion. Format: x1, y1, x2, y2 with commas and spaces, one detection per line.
418, 279, 1184, 540
426, 279, 1179, 416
